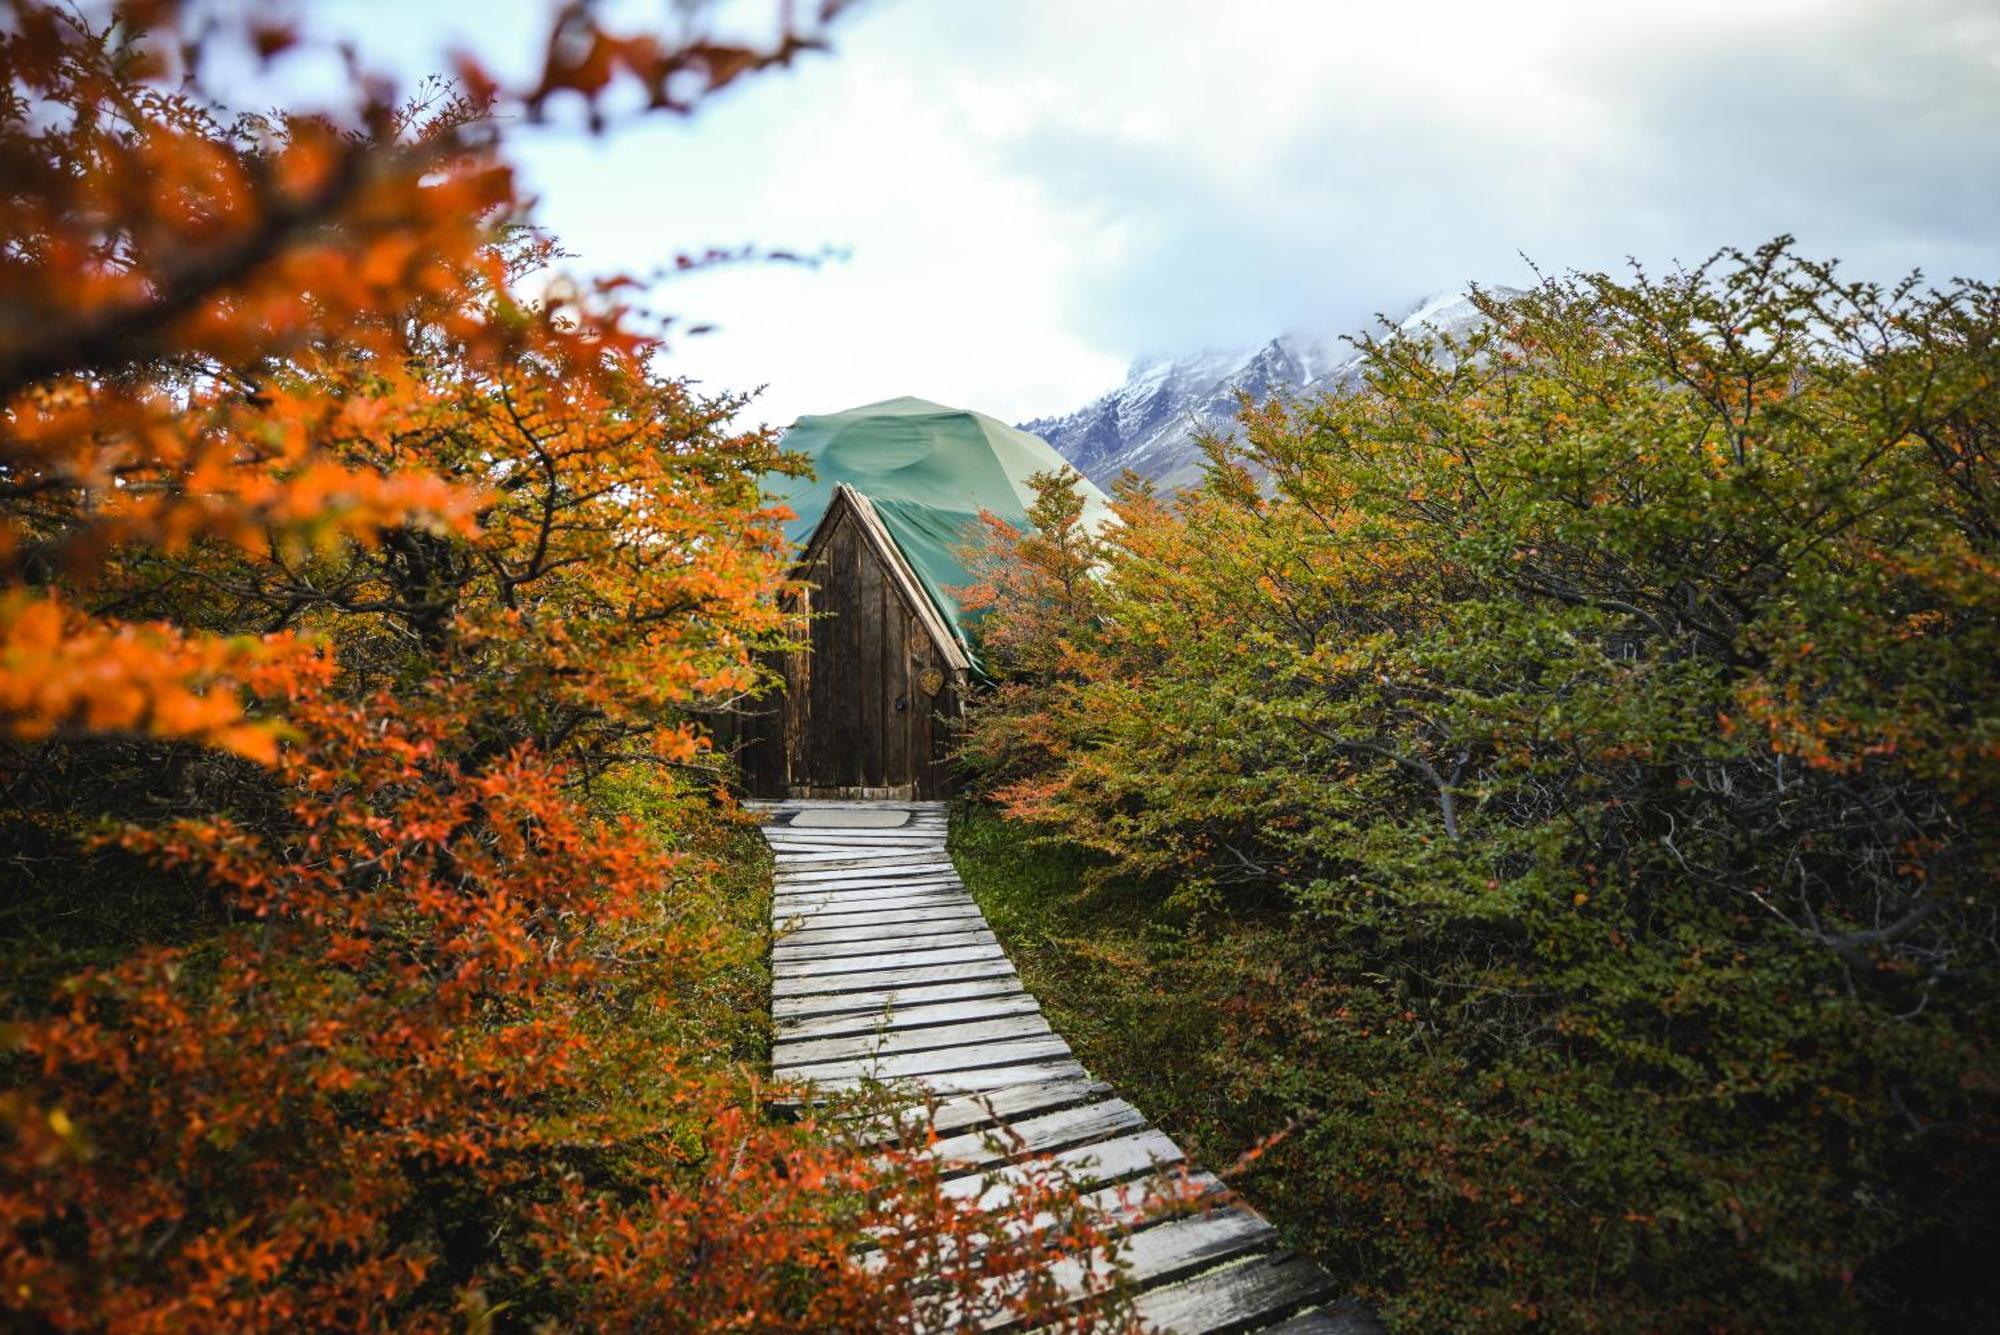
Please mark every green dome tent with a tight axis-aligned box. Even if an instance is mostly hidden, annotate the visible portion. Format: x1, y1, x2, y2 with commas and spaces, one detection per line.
765, 396, 1114, 665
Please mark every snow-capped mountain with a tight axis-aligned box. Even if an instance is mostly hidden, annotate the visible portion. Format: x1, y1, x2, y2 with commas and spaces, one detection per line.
1019, 288, 1517, 491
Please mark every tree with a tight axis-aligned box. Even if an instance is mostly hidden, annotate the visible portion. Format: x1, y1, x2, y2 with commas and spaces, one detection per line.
960, 243, 2000, 1329
1, 5, 1133, 1327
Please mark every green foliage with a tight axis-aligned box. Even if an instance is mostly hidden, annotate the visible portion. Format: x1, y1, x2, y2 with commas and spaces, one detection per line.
958, 242, 2000, 1331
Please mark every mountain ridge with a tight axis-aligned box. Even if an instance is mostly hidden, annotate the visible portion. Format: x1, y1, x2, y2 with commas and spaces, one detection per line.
1020, 287, 1518, 490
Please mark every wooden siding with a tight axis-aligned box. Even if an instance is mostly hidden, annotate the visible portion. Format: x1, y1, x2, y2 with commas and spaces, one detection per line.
715, 488, 967, 800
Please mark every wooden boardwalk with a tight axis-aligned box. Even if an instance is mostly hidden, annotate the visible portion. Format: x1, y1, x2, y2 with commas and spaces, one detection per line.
760, 799, 1378, 1334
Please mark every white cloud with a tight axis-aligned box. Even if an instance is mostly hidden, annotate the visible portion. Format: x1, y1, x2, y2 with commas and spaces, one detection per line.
293, 0, 2000, 430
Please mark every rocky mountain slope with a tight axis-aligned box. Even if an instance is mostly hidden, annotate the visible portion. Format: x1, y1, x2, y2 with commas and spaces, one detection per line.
1020, 289, 1517, 490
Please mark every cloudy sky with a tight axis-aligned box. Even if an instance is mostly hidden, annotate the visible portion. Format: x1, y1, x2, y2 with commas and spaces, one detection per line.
306, 0, 2000, 431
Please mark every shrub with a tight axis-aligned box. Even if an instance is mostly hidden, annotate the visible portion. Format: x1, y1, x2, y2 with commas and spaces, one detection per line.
960, 244, 2000, 1330
1, 6, 1128, 1327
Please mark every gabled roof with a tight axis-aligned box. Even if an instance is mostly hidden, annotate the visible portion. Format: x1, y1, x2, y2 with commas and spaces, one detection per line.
767, 397, 1114, 664
804, 484, 971, 674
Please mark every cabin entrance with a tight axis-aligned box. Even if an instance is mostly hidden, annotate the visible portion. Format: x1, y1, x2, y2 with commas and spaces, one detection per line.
721, 484, 967, 800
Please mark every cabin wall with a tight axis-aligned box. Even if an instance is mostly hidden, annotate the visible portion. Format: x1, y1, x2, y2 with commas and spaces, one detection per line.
718, 507, 963, 800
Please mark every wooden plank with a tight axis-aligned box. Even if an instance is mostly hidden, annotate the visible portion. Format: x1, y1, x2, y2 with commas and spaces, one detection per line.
772, 868, 962, 889
764, 823, 942, 836
775, 992, 1045, 1043
772, 873, 965, 898
802, 1060, 1092, 1098
804, 524, 838, 791
761, 841, 941, 857
973, 1207, 1280, 1332
773, 903, 986, 932
773, 893, 972, 918
1125, 1253, 1337, 1335
772, 929, 998, 964
1068, 1169, 1231, 1233
919, 1098, 1149, 1176
770, 956, 1018, 1000
772, 875, 965, 900
884, 576, 912, 794
765, 834, 947, 849
773, 942, 1006, 980
857, 546, 885, 790
772, 893, 978, 920
775, 921, 993, 952
864, 1168, 1232, 1283
771, 975, 1028, 1020
773, 913, 986, 945
752, 798, 946, 812
776, 1033, 1074, 1083
773, 884, 968, 908
939, 1129, 1186, 1207
773, 885, 969, 908
774, 1012, 1054, 1067
830, 514, 860, 789
851, 1078, 1116, 1146
763, 831, 947, 846
1258, 1305, 1387, 1335
773, 858, 959, 880
767, 843, 947, 859
767, 849, 953, 867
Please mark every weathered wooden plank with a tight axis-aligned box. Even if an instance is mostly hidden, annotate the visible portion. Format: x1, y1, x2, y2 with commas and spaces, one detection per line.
1258, 1304, 1388, 1335
768, 835, 946, 848
773, 913, 987, 947
774, 909, 982, 937
1125, 1253, 1336, 1335
1068, 1169, 1230, 1233
771, 855, 953, 874
773, 859, 959, 881
883, 575, 913, 796
776, 1033, 1074, 1084
772, 876, 966, 901
971, 1207, 1280, 1332
770, 956, 1018, 1000
752, 798, 945, 812
772, 893, 979, 921
762, 839, 948, 855
768, 842, 946, 857
766, 826, 945, 841
852, 1078, 1116, 1146
775, 1013, 1054, 1068
772, 878, 967, 904
760, 843, 940, 858
830, 514, 861, 789
801, 1059, 1092, 1098
939, 1128, 1186, 1207
773, 903, 986, 933
856, 546, 886, 789
773, 942, 1007, 981
919, 1097, 1149, 1176
770, 852, 949, 866
771, 854, 952, 873
768, 851, 954, 869
764, 826, 945, 842
775, 992, 1045, 1043
776, 875, 954, 896
774, 929, 997, 964
770, 975, 1028, 1020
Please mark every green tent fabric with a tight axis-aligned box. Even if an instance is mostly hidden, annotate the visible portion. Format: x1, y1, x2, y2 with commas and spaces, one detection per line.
764, 396, 1114, 668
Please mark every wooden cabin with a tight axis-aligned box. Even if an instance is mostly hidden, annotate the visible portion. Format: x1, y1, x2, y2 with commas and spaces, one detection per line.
718, 396, 1115, 801
730, 485, 970, 799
